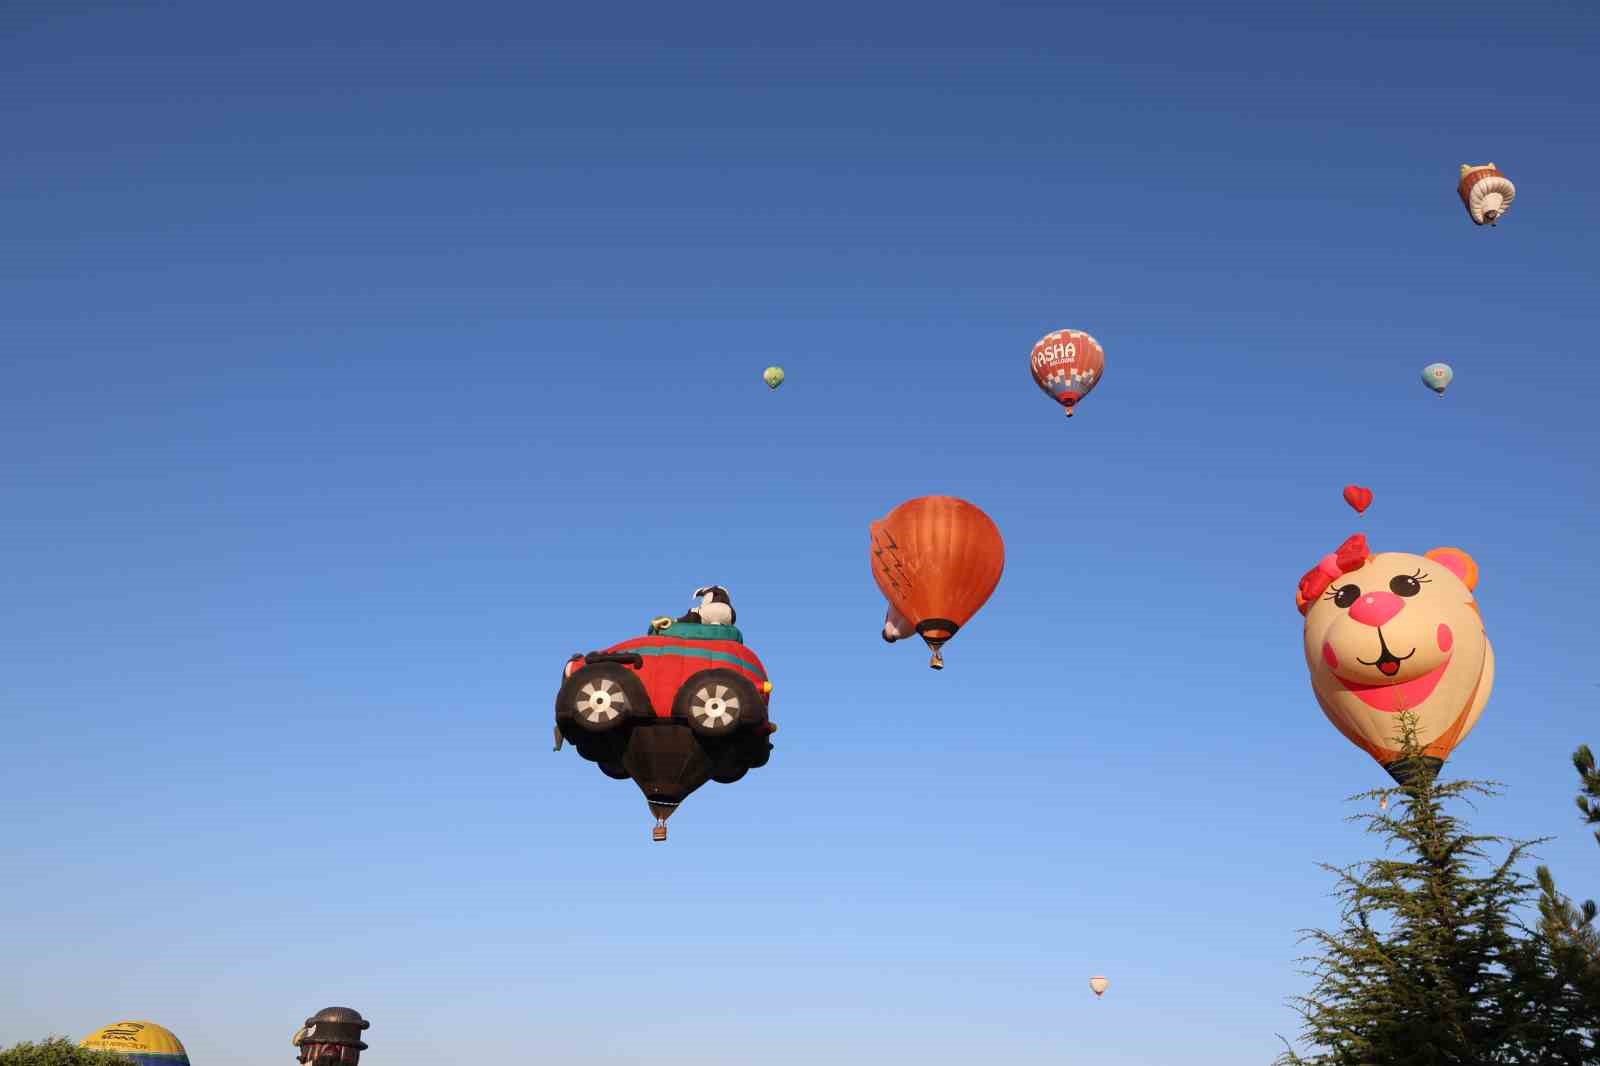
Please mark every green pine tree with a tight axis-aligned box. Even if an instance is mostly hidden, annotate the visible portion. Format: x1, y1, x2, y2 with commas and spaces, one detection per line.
0, 1038, 134, 1066
1274, 713, 1545, 1066
1573, 744, 1600, 847
1508, 744, 1599, 1064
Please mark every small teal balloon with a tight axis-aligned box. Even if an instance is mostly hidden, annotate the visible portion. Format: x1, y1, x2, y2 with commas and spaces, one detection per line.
1422, 362, 1453, 396
763, 366, 785, 390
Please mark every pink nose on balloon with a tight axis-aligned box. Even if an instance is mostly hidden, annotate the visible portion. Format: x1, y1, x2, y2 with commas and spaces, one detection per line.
1348, 590, 1404, 627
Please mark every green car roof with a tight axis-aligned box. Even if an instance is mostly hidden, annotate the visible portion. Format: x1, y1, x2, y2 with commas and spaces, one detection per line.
645, 621, 744, 643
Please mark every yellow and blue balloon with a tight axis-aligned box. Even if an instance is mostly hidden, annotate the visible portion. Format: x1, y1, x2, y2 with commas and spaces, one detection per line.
80, 1021, 191, 1066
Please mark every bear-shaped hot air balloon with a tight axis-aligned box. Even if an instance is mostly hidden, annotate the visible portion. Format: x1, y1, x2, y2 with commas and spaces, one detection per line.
1458, 163, 1515, 226
1297, 534, 1494, 783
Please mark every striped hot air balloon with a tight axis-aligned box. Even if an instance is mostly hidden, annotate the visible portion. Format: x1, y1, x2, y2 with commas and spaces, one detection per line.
872, 496, 1005, 670
80, 1022, 190, 1066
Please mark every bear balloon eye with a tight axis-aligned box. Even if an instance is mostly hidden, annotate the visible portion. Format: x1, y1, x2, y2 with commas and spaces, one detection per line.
1389, 569, 1431, 597
1333, 585, 1361, 609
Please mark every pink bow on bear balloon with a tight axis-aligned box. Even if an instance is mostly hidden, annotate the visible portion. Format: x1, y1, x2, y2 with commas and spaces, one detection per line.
1296, 534, 1372, 615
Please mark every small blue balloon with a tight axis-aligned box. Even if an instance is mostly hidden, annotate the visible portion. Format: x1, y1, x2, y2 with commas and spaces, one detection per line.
1422, 362, 1454, 395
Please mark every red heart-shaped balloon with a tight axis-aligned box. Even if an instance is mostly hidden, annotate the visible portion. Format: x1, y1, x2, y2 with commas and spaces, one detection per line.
1342, 485, 1374, 514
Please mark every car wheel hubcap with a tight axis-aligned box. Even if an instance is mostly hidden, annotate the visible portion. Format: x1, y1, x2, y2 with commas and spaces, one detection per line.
691, 684, 739, 728
576, 679, 626, 723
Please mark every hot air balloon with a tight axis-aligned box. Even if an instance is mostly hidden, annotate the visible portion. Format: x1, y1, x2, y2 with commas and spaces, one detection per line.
1458, 163, 1515, 226
1296, 534, 1495, 784
555, 596, 777, 841
80, 1022, 190, 1066
1089, 976, 1110, 998
763, 366, 785, 390
1343, 485, 1373, 514
872, 496, 1005, 669
293, 1007, 370, 1065
1029, 328, 1105, 418
1422, 363, 1453, 396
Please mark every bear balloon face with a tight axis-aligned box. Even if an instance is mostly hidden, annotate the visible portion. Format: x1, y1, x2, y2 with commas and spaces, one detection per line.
1300, 544, 1494, 775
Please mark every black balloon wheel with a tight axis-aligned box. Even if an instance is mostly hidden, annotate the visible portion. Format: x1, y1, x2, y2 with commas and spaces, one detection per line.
562, 663, 641, 732
710, 760, 749, 784
676, 669, 760, 737
598, 759, 630, 780
573, 729, 628, 767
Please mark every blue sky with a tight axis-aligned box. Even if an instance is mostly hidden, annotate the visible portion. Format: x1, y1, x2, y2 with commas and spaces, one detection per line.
3, 1, 1597, 1063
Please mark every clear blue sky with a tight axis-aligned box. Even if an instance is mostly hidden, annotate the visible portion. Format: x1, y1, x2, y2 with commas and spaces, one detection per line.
3, 1, 1597, 1063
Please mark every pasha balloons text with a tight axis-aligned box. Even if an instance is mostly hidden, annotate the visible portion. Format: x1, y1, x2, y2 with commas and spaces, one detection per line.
1296, 535, 1494, 783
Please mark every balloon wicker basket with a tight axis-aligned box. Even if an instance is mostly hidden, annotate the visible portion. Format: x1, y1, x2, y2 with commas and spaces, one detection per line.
1384, 754, 1444, 787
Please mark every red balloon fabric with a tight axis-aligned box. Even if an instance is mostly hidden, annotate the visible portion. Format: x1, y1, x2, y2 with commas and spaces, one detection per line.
1029, 328, 1105, 417
1342, 485, 1373, 514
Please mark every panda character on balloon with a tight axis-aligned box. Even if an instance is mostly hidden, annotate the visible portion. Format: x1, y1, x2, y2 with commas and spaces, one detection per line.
651, 585, 738, 633
679, 585, 736, 626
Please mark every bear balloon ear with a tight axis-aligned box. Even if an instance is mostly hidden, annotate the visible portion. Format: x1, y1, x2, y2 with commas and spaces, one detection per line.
1425, 547, 1479, 590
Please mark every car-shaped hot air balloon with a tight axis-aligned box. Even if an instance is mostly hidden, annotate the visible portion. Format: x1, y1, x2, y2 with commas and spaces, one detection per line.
555, 619, 776, 841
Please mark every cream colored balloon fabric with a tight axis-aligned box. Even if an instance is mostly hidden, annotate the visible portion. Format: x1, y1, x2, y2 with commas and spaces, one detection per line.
1459, 163, 1516, 224
1302, 548, 1493, 770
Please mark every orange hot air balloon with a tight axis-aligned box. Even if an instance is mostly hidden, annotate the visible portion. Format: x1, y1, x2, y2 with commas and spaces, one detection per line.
871, 496, 1005, 670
